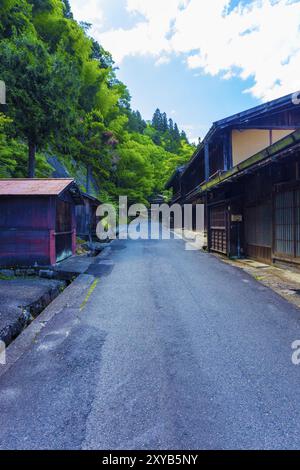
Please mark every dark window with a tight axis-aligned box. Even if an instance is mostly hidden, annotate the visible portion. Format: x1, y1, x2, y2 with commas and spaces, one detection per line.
55, 199, 73, 262
56, 200, 72, 233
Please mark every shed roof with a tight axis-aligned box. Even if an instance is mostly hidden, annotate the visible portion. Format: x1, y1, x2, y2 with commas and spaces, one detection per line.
81, 192, 101, 204
0, 178, 76, 196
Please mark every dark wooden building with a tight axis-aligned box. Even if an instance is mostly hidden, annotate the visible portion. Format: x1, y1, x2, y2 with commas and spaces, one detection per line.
204, 131, 300, 264
0, 179, 83, 267
166, 92, 300, 266
165, 167, 186, 204
75, 192, 101, 241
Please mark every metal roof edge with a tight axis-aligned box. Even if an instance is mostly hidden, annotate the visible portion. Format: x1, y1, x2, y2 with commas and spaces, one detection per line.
165, 165, 186, 189
211, 91, 296, 129
179, 91, 299, 177
196, 129, 300, 195
81, 192, 101, 204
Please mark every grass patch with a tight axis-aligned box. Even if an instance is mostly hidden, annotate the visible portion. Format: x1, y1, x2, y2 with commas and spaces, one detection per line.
0, 274, 14, 280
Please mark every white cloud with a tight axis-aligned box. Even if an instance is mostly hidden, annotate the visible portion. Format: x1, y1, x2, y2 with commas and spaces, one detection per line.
70, 0, 300, 102
97, 0, 184, 63
180, 123, 207, 143
155, 55, 171, 66
70, 0, 104, 31
172, 0, 300, 100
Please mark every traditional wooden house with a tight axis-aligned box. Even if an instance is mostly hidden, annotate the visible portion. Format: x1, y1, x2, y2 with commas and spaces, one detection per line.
202, 131, 300, 264
165, 166, 186, 204
0, 178, 83, 267
167, 92, 300, 266
75, 192, 101, 241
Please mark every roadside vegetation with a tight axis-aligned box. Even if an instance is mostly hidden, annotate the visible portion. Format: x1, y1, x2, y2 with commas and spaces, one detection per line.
0, 0, 195, 205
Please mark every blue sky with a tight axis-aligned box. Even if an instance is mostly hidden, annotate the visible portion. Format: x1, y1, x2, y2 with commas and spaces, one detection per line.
70, 0, 300, 142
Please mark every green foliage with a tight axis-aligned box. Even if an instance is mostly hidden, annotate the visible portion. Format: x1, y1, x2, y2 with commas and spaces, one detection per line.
0, 0, 34, 38
0, 0, 195, 202
150, 108, 191, 154
0, 113, 52, 177
127, 110, 147, 134
113, 134, 154, 205
0, 113, 18, 177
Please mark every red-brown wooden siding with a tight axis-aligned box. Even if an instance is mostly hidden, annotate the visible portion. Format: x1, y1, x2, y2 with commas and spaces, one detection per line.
0, 194, 77, 267
0, 196, 54, 266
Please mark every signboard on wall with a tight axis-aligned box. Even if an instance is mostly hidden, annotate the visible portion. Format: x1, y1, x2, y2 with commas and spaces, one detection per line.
231, 214, 243, 222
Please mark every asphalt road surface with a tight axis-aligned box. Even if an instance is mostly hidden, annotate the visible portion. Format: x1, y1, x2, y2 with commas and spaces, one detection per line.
1, 228, 300, 449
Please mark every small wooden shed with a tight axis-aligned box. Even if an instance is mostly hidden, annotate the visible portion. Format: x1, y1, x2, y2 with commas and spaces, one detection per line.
0, 178, 83, 267
75, 192, 101, 242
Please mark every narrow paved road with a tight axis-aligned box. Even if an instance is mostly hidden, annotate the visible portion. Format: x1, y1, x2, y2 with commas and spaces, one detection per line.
1, 228, 300, 449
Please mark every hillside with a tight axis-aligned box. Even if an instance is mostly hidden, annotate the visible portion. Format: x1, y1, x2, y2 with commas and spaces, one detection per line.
0, 0, 195, 204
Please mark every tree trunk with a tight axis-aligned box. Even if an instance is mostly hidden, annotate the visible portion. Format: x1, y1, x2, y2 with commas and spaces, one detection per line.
28, 139, 36, 178
86, 163, 92, 194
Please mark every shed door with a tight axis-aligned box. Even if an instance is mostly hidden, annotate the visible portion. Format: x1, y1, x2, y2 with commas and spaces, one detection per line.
55, 200, 73, 263
209, 205, 228, 255
274, 188, 300, 262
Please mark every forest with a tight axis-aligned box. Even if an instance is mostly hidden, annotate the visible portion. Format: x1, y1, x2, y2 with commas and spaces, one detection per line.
0, 0, 196, 205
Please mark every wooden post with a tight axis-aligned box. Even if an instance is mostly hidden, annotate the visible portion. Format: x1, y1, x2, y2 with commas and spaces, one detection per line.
86, 164, 92, 194
223, 131, 232, 171
28, 139, 36, 178
72, 207, 77, 255
204, 142, 210, 181
49, 229, 56, 265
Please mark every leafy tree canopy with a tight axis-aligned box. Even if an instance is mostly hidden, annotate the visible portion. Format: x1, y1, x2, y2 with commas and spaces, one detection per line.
0, 0, 196, 203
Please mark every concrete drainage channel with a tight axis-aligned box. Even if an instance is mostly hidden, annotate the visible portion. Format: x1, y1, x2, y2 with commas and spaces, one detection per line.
0, 242, 113, 360
0, 276, 66, 347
